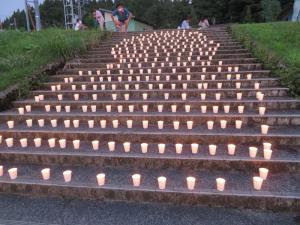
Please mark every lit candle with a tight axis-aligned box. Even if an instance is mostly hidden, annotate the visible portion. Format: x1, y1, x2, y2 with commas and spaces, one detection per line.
112, 120, 119, 129
261, 125, 269, 134
92, 140, 99, 150
186, 176, 196, 190
158, 143, 165, 154
41, 168, 50, 180
201, 105, 207, 113
215, 93, 221, 100
164, 93, 169, 100
51, 119, 57, 128
187, 121, 193, 130
142, 120, 148, 129
224, 105, 230, 113
259, 168, 269, 180
132, 174, 141, 187
209, 145, 217, 155
247, 74, 252, 80
7, 121, 14, 129
143, 105, 148, 113
73, 120, 79, 128
185, 105, 191, 113
220, 120, 227, 129
216, 178, 226, 191
20, 138, 28, 148
73, 140, 80, 150
8, 168, 18, 180
173, 121, 180, 130
238, 105, 244, 114
264, 149, 272, 160
48, 138, 56, 148
141, 143, 148, 154
126, 120, 132, 129
237, 93, 242, 100
253, 176, 263, 190
59, 139, 66, 149
63, 170, 72, 183
157, 176, 167, 190
18, 107, 25, 115
263, 142, 272, 150
235, 120, 242, 129
34, 138, 42, 148
112, 94, 117, 101
108, 141, 115, 151
236, 82, 241, 89
217, 83, 222, 89
201, 93, 206, 100
207, 121, 214, 130
123, 142, 131, 152
182, 93, 187, 100
213, 106, 219, 114
158, 105, 163, 112
259, 107, 266, 115
171, 105, 177, 113
25, 105, 31, 112
191, 143, 199, 154
118, 105, 123, 113
249, 147, 258, 158
97, 173, 105, 186
175, 143, 183, 154
129, 105, 134, 112
56, 105, 61, 112
228, 144, 236, 155
142, 93, 148, 100
254, 82, 260, 90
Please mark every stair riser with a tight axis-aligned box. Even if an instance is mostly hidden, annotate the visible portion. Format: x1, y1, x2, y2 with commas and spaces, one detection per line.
0, 183, 298, 212
0, 152, 298, 172
1, 131, 300, 145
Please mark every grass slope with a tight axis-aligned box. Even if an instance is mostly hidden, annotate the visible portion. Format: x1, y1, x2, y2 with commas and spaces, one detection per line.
231, 22, 300, 96
0, 29, 107, 92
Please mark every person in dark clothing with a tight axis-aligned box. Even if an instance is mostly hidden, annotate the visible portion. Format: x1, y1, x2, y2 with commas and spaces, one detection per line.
111, 3, 132, 32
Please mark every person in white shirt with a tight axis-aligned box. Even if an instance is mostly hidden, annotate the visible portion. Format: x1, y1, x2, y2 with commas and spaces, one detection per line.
74, 19, 87, 31
178, 16, 191, 29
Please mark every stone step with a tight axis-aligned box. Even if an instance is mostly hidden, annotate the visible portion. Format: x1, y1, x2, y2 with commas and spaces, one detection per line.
1, 126, 300, 145
2, 110, 300, 126
13, 98, 300, 110
0, 163, 298, 211
43, 78, 281, 89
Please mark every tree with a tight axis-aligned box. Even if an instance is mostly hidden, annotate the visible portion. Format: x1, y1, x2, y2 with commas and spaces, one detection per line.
260, 0, 282, 21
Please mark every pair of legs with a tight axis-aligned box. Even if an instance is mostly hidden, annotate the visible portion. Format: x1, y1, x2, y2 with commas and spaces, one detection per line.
115, 20, 128, 32
292, 0, 300, 21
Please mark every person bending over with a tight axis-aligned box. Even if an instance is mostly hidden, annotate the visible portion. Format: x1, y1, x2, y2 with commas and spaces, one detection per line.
111, 3, 132, 32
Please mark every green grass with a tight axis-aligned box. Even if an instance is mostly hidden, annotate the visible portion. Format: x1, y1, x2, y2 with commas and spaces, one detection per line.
0, 28, 108, 92
231, 22, 300, 96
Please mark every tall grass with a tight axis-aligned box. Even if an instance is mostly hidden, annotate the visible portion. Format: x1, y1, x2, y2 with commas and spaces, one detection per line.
231, 22, 300, 96
0, 29, 107, 91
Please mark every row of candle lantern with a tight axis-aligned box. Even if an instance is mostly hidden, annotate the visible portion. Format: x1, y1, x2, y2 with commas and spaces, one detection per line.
33, 91, 265, 102
0, 138, 273, 159
17, 104, 267, 115
0, 166, 268, 191
6, 118, 269, 132
73, 74, 252, 82
54, 81, 261, 91
118, 38, 214, 46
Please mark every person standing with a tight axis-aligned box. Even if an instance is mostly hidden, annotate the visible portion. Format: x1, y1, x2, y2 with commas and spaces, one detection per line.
95, 9, 105, 30
178, 16, 191, 29
111, 3, 132, 32
292, 0, 300, 21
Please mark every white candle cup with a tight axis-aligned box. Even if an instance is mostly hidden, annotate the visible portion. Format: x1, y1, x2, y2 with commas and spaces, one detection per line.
18, 107, 25, 115
41, 168, 51, 180
25, 105, 31, 112
173, 121, 180, 130
217, 83, 222, 89
247, 74, 252, 80
142, 93, 148, 100
215, 93, 221, 101
81, 85, 86, 91
158, 121, 164, 130
220, 120, 227, 129
7, 121, 14, 129
201, 93, 206, 100
73, 120, 79, 128
228, 144, 236, 155
187, 121, 193, 130
8, 168, 18, 180
34, 138, 42, 148
148, 84, 153, 90
45, 105, 51, 112
112, 94, 117, 101
259, 107, 266, 115
132, 174, 142, 187
175, 143, 183, 154
178, 75, 182, 81
185, 105, 191, 113
124, 94, 130, 101
216, 178, 226, 191
209, 145, 217, 155
259, 168, 269, 180
263, 142, 272, 150
218, 67, 222, 72
56, 105, 61, 113
264, 149, 273, 160
142, 120, 149, 129
125, 120, 132, 129
207, 121, 214, 130
249, 147, 258, 158
254, 82, 260, 90
253, 176, 263, 190
63, 120, 70, 128
112, 120, 119, 129
236, 74, 241, 80
63, 170, 72, 183
129, 105, 134, 112
257, 92, 264, 101
158, 143, 165, 154
96, 173, 106, 186
237, 93, 242, 100
228, 67, 232, 72
78, 70, 83, 76
186, 176, 196, 190
35, 96, 40, 102
92, 140, 99, 151
191, 143, 199, 154
182, 93, 187, 100
171, 105, 177, 113
164, 93, 169, 100
74, 94, 79, 101
20, 138, 28, 148
141, 143, 148, 154
261, 125, 269, 134
224, 105, 230, 113
48, 138, 56, 148
51, 119, 57, 128
73, 140, 80, 150
39, 95, 44, 101
238, 105, 244, 114
143, 105, 148, 113
108, 141, 115, 151
235, 120, 243, 129
213, 106, 219, 114
236, 82, 241, 89
6, 138, 14, 147
158, 105, 163, 113
123, 142, 131, 152
117, 105, 123, 113
201, 105, 207, 113
65, 106, 71, 113
157, 176, 167, 190
106, 105, 112, 113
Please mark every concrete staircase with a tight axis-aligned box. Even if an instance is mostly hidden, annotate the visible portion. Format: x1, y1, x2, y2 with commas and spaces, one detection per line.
0, 27, 299, 211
